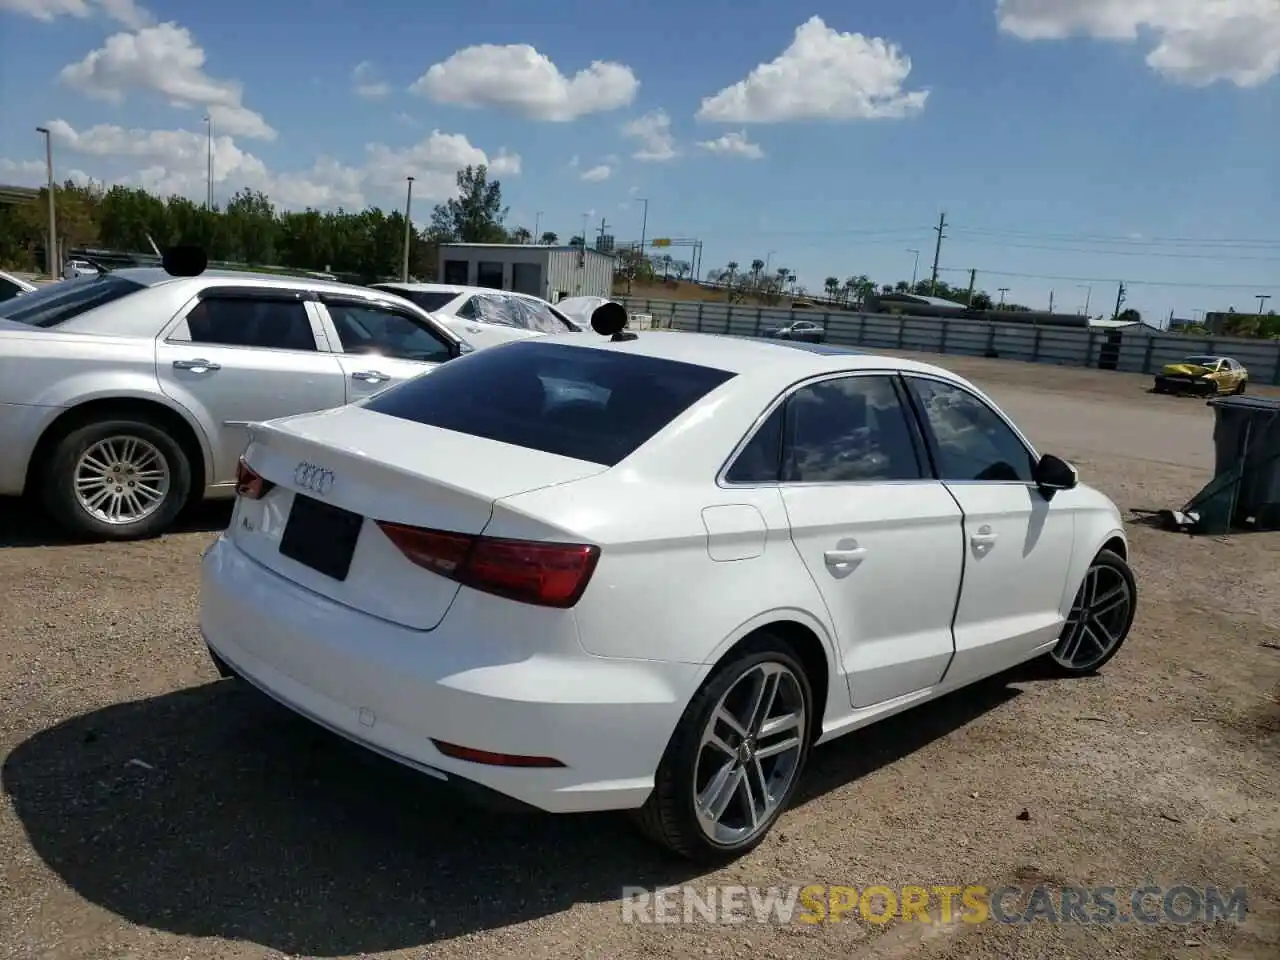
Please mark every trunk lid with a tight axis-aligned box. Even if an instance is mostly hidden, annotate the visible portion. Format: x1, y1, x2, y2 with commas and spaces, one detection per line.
229, 405, 607, 630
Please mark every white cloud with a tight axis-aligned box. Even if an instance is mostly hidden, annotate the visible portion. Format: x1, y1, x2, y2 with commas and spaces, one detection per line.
0, 0, 150, 26
696, 16, 928, 123
58, 22, 276, 139
22, 119, 520, 212
697, 130, 764, 159
351, 61, 391, 100
579, 163, 612, 182
410, 42, 638, 121
996, 0, 1280, 87
621, 109, 677, 162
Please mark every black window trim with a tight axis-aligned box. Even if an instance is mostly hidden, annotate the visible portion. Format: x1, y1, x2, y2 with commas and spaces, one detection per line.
163, 287, 322, 353
716, 370, 936, 489
317, 294, 460, 359
900, 372, 1041, 488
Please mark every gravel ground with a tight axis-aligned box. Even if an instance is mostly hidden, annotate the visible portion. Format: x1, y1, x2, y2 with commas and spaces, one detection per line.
1, 356, 1277, 960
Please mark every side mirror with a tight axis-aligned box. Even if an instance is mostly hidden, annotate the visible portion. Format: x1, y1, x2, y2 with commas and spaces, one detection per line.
1033, 453, 1078, 495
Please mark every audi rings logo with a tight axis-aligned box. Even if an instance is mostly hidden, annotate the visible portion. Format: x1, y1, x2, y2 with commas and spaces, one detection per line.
294, 461, 335, 496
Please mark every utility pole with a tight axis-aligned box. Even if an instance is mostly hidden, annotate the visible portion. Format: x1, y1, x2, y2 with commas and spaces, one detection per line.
998, 287, 1010, 307
1258, 294, 1272, 315
1048, 289, 1055, 313
204, 115, 214, 210
1113, 281, 1127, 319
966, 268, 977, 306
533, 211, 542, 242
637, 197, 649, 253
35, 126, 56, 278
597, 216, 610, 247
929, 211, 946, 296
401, 176, 414, 282
907, 248, 921, 289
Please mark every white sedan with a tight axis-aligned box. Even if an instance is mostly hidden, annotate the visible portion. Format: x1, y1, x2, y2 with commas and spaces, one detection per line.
369, 282, 583, 348
200, 330, 1137, 862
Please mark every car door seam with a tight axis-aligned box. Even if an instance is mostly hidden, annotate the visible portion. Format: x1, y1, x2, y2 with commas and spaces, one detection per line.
935, 480, 968, 685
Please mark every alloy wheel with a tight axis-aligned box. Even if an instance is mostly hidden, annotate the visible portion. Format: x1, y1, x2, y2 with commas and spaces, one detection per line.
1051, 562, 1133, 671
693, 661, 807, 846
73, 435, 172, 525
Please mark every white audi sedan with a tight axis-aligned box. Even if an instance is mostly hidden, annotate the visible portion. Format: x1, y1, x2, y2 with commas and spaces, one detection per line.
201, 330, 1136, 862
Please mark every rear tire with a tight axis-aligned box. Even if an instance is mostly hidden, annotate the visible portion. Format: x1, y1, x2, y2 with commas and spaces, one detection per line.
632, 635, 814, 863
1235, 380, 1247, 395
41, 417, 192, 541
1043, 549, 1136, 677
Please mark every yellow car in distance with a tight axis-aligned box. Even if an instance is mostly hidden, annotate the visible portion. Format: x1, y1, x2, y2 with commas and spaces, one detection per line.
1153, 354, 1248, 397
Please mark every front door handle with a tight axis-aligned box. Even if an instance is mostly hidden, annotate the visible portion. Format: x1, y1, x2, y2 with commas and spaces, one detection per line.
172, 358, 221, 372
351, 370, 390, 383
970, 526, 999, 549
824, 547, 867, 566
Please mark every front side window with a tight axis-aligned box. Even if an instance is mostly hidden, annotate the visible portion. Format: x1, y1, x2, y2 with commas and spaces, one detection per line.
363, 340, 735, 466
472, 294, 521, 327
325, 301, 452, 362
182, 296, 316, 351
906, 377, 1035, 483
510, 297, 577, 334
783, 375, 923, 483
0, 273, 144, 327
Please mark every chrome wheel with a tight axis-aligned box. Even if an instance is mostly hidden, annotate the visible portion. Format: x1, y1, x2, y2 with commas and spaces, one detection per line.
693, 661, 807, 846
73, 435, 171, 525
1052, 562, 1133, 671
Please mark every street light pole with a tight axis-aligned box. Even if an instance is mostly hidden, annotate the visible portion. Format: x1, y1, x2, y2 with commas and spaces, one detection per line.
1077, 283, 1092, 316
906, 248, 920, 288
35, 126, 56, 278
533, 210, 542, 242
1258, 294, 1272, 315
998, 287, 1010, 307
401, 176, 414, 282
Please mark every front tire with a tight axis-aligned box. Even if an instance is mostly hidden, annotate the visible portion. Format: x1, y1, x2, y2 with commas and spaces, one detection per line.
1235, 380, 1247, 395
41, 417, 192, 541
1045, 549, 1136, 676
633, 637, 814, 863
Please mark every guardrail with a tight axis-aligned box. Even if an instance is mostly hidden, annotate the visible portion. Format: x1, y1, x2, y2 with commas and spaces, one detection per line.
618, 297, 1280, 385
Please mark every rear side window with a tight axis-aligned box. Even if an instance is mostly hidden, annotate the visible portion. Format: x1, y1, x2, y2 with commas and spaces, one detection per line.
375, 287, 459, 313
0, 274, 144, 327
183, 296, 316, 351
363, 340, 735, 466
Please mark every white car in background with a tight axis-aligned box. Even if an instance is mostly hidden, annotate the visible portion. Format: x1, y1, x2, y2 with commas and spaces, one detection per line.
63, 258, 100, 280
201, 328, 1136, 863
0, 263, 470, 540
369, 282, 583, 349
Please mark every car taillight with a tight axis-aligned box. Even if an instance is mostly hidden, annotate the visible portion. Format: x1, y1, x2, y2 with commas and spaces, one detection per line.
234, 457, 274, 500
375, 521, 600, 608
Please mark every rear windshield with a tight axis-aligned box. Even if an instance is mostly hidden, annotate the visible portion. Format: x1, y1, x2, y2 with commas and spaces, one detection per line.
374, 287, 458, 313
363, 340, 735, 466
0, 274, 144, 328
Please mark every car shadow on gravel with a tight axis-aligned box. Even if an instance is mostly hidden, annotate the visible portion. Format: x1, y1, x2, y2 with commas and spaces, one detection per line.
2, 675, 1019, 956
0, 496, 232, 547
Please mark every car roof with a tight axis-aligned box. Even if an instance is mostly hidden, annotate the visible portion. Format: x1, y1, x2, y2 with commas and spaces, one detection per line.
530, 329, 958, 380
108, 267, 407, 298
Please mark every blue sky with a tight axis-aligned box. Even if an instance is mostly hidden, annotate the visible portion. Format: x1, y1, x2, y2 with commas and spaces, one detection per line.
1, 0, 1277, 322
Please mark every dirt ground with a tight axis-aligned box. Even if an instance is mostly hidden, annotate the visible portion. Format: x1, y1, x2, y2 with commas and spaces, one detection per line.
1, 355, 1277, 960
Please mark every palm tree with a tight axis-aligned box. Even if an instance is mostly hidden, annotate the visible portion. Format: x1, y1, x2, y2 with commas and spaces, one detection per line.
824, 276, 840, 301
750, 259, 764, 286
539, 231, 558, 244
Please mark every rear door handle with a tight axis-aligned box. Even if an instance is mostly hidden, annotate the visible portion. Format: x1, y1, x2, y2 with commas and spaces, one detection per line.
824, 547, 867, 566
172, 358, 221, 372
351, 370, 390, 383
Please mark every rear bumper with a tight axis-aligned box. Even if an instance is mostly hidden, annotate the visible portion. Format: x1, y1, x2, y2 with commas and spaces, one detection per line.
199, 535, 703, 814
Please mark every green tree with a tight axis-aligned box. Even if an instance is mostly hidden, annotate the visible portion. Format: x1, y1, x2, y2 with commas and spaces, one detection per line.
539, 231, 558, 244
428, 165, 508, 242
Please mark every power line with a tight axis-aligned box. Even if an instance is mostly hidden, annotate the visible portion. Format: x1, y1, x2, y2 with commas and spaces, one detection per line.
945, 238, 1280, 262
935, 266, 1275, 290
946, 227, 1280, 249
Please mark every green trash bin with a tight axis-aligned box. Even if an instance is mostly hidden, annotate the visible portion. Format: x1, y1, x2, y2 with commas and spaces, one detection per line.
1187, 396, 1280, 532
